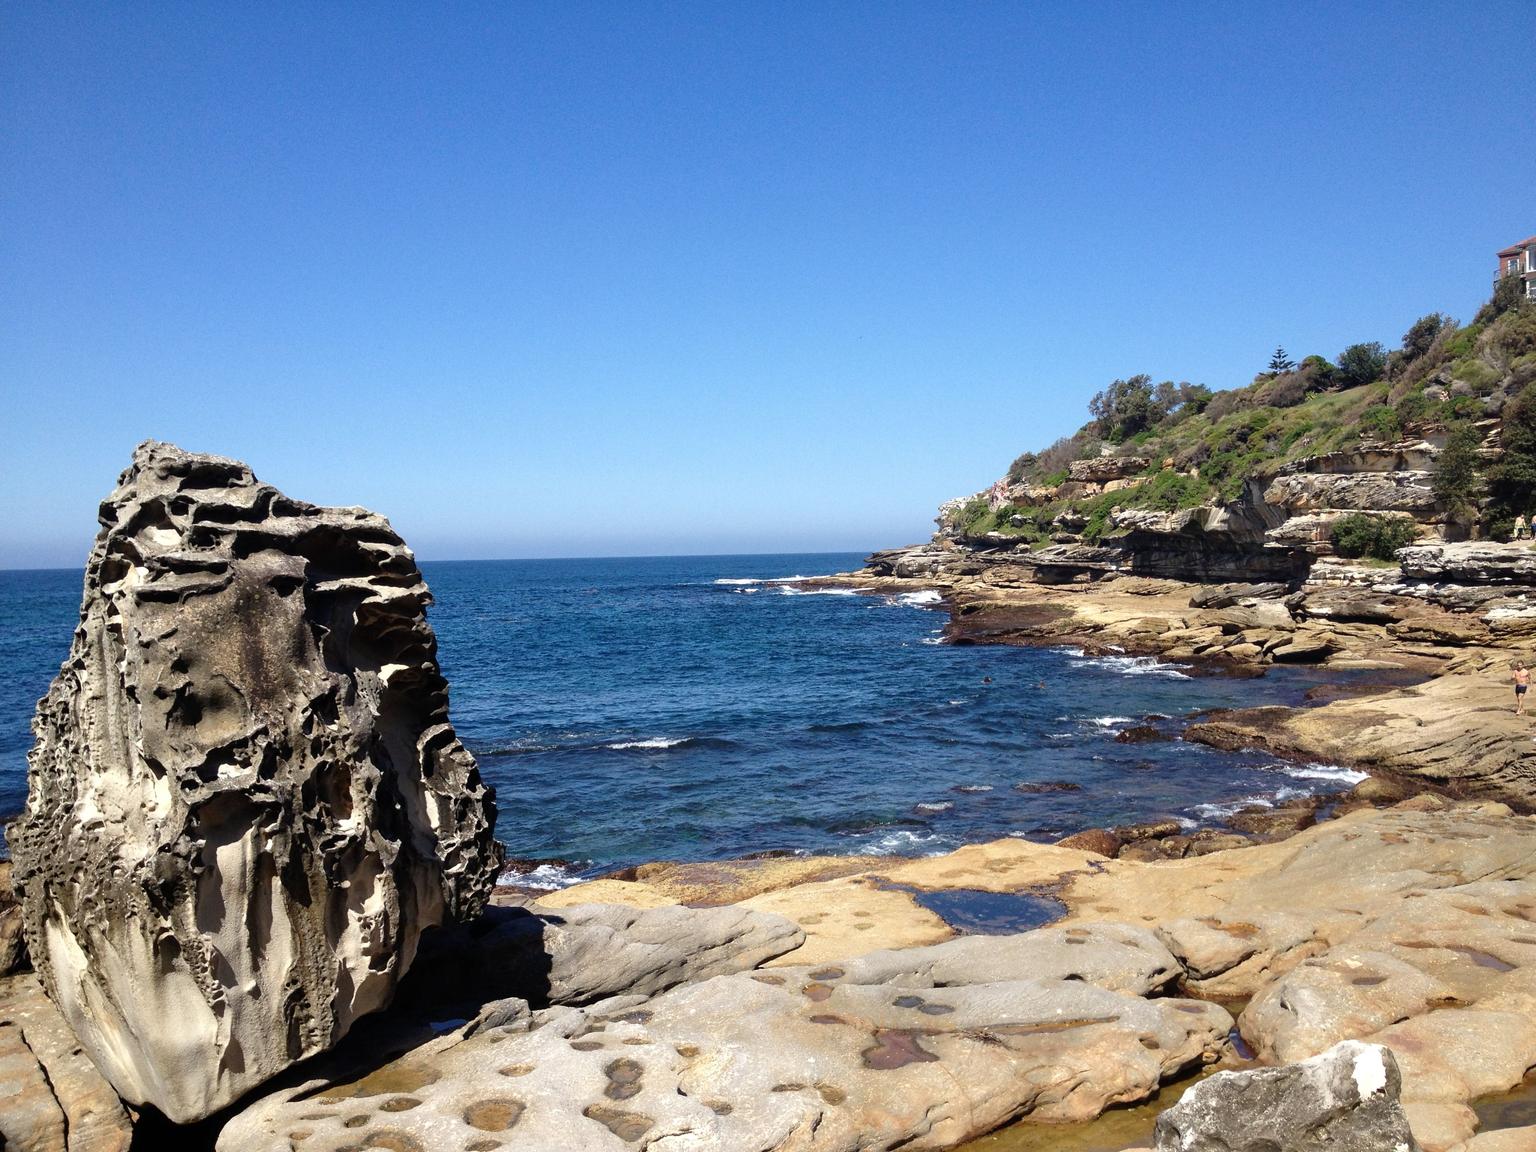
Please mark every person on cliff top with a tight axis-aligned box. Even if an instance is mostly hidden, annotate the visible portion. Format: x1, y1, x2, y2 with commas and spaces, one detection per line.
1516, 514, 1529, 541
1516, 662, 1530, 715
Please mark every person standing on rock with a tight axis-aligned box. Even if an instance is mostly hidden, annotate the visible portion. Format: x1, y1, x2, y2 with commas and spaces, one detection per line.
1516, 662, 1530, 715
1516, 514, 1529, 541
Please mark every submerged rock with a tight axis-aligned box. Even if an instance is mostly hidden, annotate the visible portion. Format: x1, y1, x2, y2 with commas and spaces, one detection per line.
1154, 1040, 1420, 1152
7, 442, 503, 1123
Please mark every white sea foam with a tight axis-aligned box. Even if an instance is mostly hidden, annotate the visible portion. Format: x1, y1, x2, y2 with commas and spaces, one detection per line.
1071, 654, 1190, 679
1087, 715, 1137, 728
607, 737, 690, 750
497, 866, 580, 890
1190, 796, 1269, 820
1190, 785, 1312, 822
914, 801, 955, 813
1279, 762, 1369, 785
780, 587, 858, 597
857, 828, 956, 856
713, 578, 762, 585
497, 860, 586, 890
952, 784, 993, 793
920, 637, 945, 645
1046, 732, 1074, 740
894, 589, 943, 607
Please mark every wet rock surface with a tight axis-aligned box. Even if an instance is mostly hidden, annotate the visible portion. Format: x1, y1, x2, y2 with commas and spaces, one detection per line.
6, 442, 503, 1123
1154, 1040, 1421, 1152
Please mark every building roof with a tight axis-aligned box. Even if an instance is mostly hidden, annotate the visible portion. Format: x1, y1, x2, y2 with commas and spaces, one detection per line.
1497, 236, 1536, 256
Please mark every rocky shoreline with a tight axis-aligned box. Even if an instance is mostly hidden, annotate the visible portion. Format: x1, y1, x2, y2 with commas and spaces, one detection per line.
6, 447, 1536, 1152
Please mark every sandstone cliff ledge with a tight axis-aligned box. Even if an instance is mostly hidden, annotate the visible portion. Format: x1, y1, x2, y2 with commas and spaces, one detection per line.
7, 441, 504, 1123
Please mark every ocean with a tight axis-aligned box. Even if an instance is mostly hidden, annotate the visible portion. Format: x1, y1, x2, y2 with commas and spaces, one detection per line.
0, 554, 1365, 883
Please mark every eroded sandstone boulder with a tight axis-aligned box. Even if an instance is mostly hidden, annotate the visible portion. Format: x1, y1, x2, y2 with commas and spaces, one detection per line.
7, 441, 503, 1122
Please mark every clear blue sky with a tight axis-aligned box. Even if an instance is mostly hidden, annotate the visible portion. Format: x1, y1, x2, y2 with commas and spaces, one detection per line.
3, 2, 1534, 568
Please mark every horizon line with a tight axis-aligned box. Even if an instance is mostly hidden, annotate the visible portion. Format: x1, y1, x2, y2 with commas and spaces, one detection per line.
0, 545, 913, 575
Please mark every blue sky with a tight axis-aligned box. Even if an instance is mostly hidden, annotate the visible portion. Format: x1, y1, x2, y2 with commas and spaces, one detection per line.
3, 2, 1534, 567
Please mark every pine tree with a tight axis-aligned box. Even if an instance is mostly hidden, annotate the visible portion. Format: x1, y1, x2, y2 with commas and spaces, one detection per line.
1267, 346, 1296, 375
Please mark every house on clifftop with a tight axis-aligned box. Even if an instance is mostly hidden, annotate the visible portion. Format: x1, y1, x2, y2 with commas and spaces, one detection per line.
1496, 235, 1536, 298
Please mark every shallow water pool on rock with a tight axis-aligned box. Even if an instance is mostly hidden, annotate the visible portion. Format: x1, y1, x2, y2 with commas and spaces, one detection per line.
901, 886, 1065, 934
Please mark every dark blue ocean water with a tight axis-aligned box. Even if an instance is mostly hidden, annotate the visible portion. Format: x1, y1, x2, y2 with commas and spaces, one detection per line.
0, 555, 1363, 881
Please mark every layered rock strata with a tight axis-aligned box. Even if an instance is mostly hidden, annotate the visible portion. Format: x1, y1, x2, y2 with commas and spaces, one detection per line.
6, 441, 503, 1122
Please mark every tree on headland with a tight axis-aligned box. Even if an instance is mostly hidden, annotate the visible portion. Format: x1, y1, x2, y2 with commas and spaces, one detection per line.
1336, 341, 1388, 388
1432, 421, 1481, 529
1267, 346, 1295, 375
1401, 313, 1455, 363
1089, 374, 1158, 442
1477, 274, 1529, 325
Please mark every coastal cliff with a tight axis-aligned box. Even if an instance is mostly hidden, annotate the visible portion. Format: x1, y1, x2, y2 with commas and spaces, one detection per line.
928, 288, 1536, 585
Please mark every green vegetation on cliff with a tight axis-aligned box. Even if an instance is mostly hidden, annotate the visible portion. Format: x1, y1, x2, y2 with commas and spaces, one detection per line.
951, 276, 1536, 544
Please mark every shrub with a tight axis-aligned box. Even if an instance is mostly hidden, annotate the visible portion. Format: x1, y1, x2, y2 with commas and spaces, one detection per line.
1034, 435, 1082, 478
1451, 358, 1499, 393
1260, 371, 1308, 408
1441, 323, 1483, 361
1337, 342, 1388, 388
1202, 389, 1245, 423
1007, 452, 1037, 483
1496, 308, 1536, 360
1136, 469, 1207, 511
1299, 355, 1337, 387
1330, 513, 1416, 560
1476, 274, 1530, 325
1394, 389, 1436, 428
1357, 405, 1400, 442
